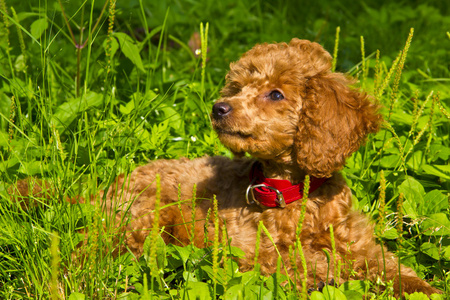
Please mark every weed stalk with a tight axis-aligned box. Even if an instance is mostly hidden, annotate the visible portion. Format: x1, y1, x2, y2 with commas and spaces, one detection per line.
437, 99, 450, 120
376, 170, 386, 235
275, 255, 282, 297
409, 91, 433, 139
331, 26, 340, 72
360, 36, 366, 84
104, 0, 116, 83
373, 49, 381, 93
425, 93, 438, 157
212, 195, 219, 296
376, 54, 400, 100
177, 183, 189, 241
190, 183, 197, 244
254, 220, 262, 272
11, 7, 27, 74
295, 175, 310, 299
382, 122, 407, 172
396, 193, 404, 246
404, 91, 434, 160
204, 207, 211, 246
288, 245, 298, 294
329, 224, 341, 285
149, 174, 161, 290
0, 0, 14, 76
388, 28, 414, 120
221, 224, 228, 293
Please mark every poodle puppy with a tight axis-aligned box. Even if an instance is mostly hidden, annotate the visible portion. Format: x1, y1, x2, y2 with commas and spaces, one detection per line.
14, 39, 440, 296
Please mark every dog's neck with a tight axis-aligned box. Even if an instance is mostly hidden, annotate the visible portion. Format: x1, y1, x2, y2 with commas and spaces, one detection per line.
258, 159, 308, 184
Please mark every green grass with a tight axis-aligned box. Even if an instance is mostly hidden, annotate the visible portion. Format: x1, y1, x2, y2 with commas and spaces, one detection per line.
0, 0, 449, 299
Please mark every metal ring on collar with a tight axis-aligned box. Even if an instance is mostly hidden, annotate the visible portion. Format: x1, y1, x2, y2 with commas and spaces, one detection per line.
245, 183, 286, 208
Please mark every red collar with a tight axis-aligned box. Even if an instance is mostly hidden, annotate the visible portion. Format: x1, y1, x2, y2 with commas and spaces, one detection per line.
246, 162, 328, 208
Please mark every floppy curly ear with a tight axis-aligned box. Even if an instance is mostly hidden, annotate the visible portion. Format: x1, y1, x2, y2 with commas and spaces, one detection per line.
295, 73, 382, 178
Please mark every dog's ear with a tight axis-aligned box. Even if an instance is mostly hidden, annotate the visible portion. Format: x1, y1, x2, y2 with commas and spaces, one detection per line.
294, 72, 382, 178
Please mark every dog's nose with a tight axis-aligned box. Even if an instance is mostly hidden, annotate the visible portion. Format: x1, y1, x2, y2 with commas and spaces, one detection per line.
212, 102, 232, 119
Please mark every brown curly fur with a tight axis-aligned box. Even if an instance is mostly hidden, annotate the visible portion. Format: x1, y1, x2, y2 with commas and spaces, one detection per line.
12, 39, 440, 296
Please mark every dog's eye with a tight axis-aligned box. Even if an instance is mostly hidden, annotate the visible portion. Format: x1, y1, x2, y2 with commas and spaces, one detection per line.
268, 90, 284, 101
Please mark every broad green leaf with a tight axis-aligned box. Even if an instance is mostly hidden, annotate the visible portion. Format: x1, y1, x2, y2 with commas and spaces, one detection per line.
322, 285, 347, 300
423, 190, 448, 214
390, 111, 414, 125
342, 290, 364, 300
378, 154, 401, 169
113, 32, 145, 73
0, 93, 11, 128
156, 235, 167, 269
200, 265, 225, 285
224, 258, 240, 277
228, 246, 246, 258
18, 160, 44, 176
51, 91, 103, 133
420, 242, 440, 260
120, 99, 135, 115
170, 244, 195, 264
398, 176, 425, 218
339, 280, 368, 294
14, 54, 26, 72
30, 18, 48, 39
430, 143, 450, 161
245, 284, 273, 300
430, 293, 445, 300
406, 292, 434, 300
0, 131, 8, 147
310, 291, 326, 300
422, 164, 450, 181
159, 106, 183, 130
116, 292, 140, 299
68, 293, 86, 300
183, 270, 199, 283
265, 273, 288, 300
406, 150, 424, 171
421, 213, 450, 236
225, 284, 244, 300
184, 281, 212, 300
240, 270, 259, 287
382, 228, 400, 240
444, 246, 450, 261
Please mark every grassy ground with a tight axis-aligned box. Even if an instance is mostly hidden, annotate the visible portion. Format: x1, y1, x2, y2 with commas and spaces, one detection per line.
0, 0, 449, 299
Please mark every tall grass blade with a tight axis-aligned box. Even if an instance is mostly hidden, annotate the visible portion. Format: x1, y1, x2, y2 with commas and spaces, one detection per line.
50, 232, 60, 300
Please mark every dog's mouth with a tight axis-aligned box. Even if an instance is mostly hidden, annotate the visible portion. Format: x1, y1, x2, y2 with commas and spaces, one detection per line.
215, 128, 254, 139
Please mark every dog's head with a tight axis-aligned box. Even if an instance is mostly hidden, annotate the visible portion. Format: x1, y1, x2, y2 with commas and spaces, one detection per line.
212, 39, 382, 178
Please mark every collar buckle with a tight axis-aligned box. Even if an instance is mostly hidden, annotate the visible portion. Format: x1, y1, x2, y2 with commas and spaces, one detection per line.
246, 183, 286, 208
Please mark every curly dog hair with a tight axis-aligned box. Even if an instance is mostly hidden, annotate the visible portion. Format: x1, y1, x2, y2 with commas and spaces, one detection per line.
13, 39, 440, 296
